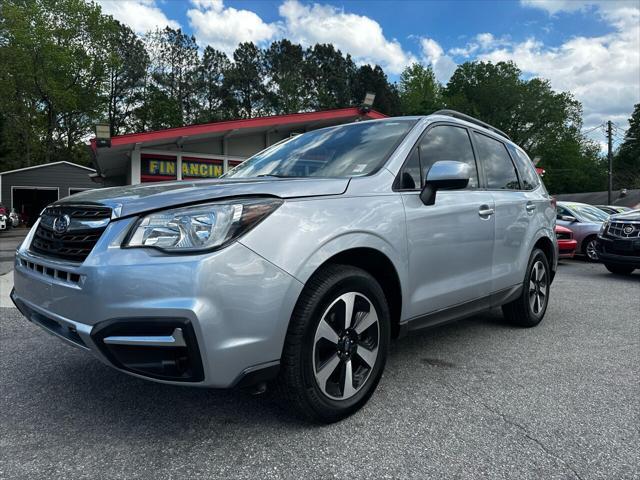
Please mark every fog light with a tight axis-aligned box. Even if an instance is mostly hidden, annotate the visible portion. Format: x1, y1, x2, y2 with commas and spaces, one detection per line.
92, 320, 203, 382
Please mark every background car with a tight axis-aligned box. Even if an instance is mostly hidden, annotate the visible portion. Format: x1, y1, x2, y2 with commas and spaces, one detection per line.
597, 209, 640, 275
8, 209, 21, 227
556, 201, 609, 261
555, 225, 577, 258
594, 205, 631, 215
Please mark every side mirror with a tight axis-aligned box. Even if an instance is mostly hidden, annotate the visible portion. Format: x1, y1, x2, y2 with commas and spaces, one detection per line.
420, 161, 471, 206
560, 215, 577, 222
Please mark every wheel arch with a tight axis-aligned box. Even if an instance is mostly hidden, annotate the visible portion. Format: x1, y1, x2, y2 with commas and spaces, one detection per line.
319, 247, 403, 338
533, 234, 556, 282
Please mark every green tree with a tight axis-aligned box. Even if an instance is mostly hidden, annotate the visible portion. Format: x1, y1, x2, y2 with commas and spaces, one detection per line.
196, 46, 233, 122
444, 60, 605, 194
614, 104, 640, 189
144, 27, 200, 127
226, 42, 267, 118
104, 21, 149, 135
305, 44, 356, 110
398, 63, 442, 115
264, 40, 310, 114
0, 0, 111, 167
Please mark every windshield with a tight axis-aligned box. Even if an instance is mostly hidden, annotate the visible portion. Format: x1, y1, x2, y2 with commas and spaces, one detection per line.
224, 119, 417, 179
569, 204, 610, 222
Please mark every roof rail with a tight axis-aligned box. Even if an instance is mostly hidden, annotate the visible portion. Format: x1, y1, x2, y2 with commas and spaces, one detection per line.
432, 109, 511, 140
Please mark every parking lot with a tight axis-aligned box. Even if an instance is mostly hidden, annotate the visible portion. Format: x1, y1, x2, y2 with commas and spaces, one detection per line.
0, 258, 637, 479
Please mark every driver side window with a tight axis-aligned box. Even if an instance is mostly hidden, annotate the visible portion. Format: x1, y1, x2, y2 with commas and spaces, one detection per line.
419, 125, 479, 188
398, 125, 479, 190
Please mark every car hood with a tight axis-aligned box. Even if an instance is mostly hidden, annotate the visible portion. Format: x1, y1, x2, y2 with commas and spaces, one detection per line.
610, 209, 640, 221
56, 177, 350, 217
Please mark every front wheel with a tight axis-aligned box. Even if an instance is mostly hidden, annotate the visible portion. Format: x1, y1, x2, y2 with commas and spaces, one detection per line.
584, 236, 599, 262
502, 248, 551, 327
605, 264, 635, 275
278, 265, 390, 423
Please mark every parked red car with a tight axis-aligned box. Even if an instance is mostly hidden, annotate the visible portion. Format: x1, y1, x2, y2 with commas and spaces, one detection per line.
555, 225, 577, 258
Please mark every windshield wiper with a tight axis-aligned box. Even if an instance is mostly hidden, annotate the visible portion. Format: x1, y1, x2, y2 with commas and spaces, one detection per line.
256, 174, 302, 178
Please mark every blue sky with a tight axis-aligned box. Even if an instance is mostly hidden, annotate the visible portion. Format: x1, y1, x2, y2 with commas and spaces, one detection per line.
161, 0, 612, 55
99, 0, 639, 148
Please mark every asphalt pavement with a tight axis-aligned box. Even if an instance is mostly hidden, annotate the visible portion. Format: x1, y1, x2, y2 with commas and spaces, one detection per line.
1, 260, 638, 479
0, 228, 27, 275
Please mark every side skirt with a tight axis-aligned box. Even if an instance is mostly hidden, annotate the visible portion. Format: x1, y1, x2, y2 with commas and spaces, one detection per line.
398, 284, 523, 336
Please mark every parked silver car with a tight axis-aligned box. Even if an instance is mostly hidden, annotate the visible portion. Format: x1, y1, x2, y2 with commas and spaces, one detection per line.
11, 111, 557, 422
556, 201, 609, 261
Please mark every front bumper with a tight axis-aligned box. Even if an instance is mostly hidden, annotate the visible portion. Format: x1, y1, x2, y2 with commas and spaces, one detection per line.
596, 236, 640, 269
12, 218, 304, 388
558, 239, 577, 258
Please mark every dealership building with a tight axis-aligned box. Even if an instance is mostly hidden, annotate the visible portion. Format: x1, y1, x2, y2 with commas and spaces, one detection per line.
90, 107, 385, 186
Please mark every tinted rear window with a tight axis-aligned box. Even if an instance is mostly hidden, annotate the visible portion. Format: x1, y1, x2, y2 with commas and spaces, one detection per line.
473, 132, 520, 190
511, 147, 540, 190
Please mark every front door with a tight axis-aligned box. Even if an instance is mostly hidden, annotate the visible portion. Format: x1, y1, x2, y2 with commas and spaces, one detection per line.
398, 124, 496, 319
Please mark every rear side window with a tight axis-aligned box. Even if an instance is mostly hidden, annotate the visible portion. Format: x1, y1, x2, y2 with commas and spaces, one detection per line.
418, 125, 479, 188
511, 148, 540, 190
473, 132, 520, 190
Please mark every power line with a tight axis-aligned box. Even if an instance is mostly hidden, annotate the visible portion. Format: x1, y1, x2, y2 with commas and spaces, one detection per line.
581, 123, 604, 135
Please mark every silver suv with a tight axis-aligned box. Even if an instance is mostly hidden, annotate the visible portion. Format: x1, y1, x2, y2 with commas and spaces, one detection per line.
11, 110, 557, 422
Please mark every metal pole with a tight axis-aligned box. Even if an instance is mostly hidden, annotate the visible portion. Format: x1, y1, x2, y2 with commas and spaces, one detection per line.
607, 120, 613, 204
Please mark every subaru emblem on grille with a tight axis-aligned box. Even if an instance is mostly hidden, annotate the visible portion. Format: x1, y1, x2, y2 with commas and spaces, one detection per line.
53, 214, 71, 234
623, 225, 634, 235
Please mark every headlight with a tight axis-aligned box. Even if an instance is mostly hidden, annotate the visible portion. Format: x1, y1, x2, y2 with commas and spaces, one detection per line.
599, 220, 609, 235
124, 198, 282, 252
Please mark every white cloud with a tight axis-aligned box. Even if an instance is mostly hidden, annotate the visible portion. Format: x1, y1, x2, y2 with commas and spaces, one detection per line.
97, 0, 179, 34
479, 1, 640, 131
278, 0, 415, 74
186, 0, 417, 72
187, 0, 279, 55
419, 38, 457, 83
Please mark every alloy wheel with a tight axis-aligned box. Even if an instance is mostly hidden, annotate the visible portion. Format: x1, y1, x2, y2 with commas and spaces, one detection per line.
528, 260, 548, 316
312, 292, 380, 400
586, 239, 599, 261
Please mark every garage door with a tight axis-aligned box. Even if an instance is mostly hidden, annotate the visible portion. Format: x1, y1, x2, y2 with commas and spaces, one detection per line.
12, 187, 58, 226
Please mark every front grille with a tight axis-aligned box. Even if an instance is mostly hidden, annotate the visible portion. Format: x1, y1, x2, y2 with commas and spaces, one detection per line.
556, 231, 571, 240
30, 205, 111, 262
607, 221, 640, 239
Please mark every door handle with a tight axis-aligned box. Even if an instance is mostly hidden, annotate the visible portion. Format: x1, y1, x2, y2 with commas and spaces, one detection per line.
526, 203, 536, 213
478, 205, 495, 217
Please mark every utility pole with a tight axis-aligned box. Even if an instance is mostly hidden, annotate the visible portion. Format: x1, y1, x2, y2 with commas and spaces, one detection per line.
607, 120, 613, 204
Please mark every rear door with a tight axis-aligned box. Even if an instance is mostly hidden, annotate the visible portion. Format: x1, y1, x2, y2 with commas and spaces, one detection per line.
399, 124, 495, 318
471, 132, 533, 292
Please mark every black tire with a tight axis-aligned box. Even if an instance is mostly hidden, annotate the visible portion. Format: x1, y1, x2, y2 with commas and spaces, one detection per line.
583, 236, 599, 262
502, 248, 550, 327
277, 264, 390, 423
605, 264, 635, 275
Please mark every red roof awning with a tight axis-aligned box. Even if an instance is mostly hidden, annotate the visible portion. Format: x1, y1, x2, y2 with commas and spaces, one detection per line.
90, 107, 386, 151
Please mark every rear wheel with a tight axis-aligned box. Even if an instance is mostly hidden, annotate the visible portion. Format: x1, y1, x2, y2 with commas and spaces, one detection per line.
583, 236, 599, 262
502, 248, 550, 327
278, 265, 390, 423
605, 264, 634, 275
